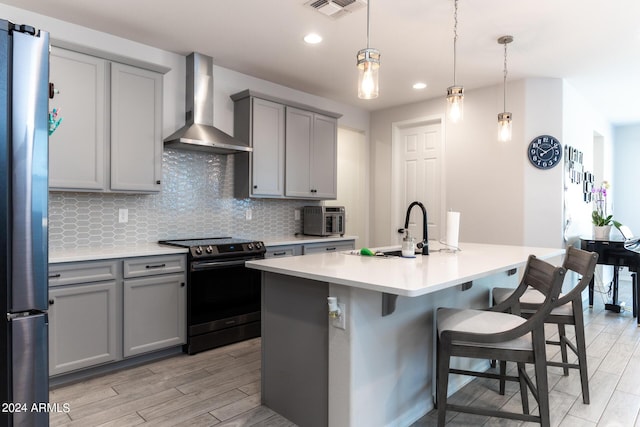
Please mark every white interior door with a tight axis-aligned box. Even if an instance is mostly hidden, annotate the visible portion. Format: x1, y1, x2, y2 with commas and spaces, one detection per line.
393, 121, 442, 244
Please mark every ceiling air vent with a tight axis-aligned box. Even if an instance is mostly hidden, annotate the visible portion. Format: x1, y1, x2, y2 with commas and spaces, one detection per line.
306, 0, 367, 19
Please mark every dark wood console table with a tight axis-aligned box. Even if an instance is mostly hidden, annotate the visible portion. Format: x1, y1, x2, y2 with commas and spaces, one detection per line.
580, 237, 639, 325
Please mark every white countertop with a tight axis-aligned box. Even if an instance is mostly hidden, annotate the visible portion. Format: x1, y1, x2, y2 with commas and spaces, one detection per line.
48, 235, 357, 264
246, 242, 565, 297
49, 243, 188, 263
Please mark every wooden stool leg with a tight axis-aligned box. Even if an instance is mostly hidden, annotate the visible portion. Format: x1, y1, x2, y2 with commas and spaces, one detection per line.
573, 301, 590, 404
436, 339, 451, 427
533, 331, 551, 427
517, 362, 530, 414
558, 324, 569, 376
499, 361, 507, 395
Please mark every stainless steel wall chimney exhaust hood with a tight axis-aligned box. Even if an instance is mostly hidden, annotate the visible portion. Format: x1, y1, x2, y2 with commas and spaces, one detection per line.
164, 53, 251, 154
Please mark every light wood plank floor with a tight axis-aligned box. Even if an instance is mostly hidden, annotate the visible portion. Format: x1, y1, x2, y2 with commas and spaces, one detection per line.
50, 277, 640, 427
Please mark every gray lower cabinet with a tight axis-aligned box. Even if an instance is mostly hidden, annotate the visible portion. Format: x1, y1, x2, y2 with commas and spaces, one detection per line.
265, 245, 303, 258
48, 261, 121, 376
48, 254, 186, 376
302, 240, 355, 255
123, 273, 186, 357
122, 256, 186, 357
265, 240, 355, 258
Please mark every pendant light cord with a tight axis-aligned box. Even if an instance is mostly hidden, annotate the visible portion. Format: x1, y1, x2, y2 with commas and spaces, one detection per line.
366, 0, 371, 49
453, 0, 458, 86
503, 40, 508, 111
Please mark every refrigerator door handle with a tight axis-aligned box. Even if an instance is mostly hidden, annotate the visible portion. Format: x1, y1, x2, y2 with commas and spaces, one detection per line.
10, 29, 49, 313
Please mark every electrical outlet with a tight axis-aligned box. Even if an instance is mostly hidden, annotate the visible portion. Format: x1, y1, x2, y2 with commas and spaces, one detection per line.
294, 209, 301, 221
118, 208, 128, 223
332, 303, 346, 330
245, 209, 252, 220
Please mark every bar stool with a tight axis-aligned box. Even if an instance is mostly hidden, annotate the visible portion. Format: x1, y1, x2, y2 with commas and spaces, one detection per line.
492, 246, 598, 404
436, 255, 565, 427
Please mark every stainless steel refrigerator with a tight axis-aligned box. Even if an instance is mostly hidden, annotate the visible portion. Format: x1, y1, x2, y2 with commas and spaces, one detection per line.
1, 19, 50, 427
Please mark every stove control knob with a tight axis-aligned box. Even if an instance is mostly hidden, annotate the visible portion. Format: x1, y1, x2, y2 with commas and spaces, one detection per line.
247, 243, 254, 250
195, 246, 203, 255
206, 245, 213, 254
256, 242, 262, 249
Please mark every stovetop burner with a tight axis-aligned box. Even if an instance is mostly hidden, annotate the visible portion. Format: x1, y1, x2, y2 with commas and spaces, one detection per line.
159, 237, 265, 260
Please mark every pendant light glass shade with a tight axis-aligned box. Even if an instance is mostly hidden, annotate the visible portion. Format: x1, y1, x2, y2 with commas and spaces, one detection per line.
447, 0, 463, 123
447, 86, 464, 123
497, 35, 513, 142
357, 0, 379, 99
357, 48, 380, 99
497, 112, 512, 142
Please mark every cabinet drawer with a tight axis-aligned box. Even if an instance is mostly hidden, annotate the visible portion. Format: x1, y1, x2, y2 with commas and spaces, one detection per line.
49, 260, 118, 287
302, 241, 355, 255
123, 255, 186, 278
265, 245, 302, 258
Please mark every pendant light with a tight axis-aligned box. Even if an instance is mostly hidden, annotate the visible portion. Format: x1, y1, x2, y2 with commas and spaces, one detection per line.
446, 0, 463, 123
357, 0, 380, 99
497, 35, 513, 142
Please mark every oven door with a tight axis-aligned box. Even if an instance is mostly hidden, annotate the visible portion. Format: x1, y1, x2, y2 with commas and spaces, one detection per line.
187, 257, 262, 353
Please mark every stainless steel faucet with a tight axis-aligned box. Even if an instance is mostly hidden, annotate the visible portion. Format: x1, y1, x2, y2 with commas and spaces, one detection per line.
398, 201, 429, 255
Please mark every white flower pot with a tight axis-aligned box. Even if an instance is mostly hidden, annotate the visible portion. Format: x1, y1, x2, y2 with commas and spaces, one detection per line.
593, 225, 612, 240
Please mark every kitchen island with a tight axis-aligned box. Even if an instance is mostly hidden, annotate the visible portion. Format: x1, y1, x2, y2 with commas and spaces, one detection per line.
246, 242, 564, 427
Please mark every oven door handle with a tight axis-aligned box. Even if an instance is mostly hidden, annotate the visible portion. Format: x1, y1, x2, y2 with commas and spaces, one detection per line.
191, 259, 255, 270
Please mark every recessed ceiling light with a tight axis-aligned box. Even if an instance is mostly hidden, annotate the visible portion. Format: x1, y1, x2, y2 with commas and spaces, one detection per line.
413, 82, 427, 90
304, 33, 323, 44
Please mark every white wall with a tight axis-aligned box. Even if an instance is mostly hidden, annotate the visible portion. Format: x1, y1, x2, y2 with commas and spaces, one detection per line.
562, 82, 614, 242
613, 124, 640, 234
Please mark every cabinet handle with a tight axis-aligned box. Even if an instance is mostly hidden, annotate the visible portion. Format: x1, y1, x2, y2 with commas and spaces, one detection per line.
325, 247, 337, 251
156, 180, 161, 185
145, 263, 166, 269
48, 299, 54, 305
273, 251, 287, 256
253, 185, 258, 189
48, 273, 61, 279
311, 189, 317, 193
181, 282, 185, 287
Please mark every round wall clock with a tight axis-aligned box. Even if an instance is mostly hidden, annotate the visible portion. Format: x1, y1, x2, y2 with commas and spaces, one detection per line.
527, 135, 562, 169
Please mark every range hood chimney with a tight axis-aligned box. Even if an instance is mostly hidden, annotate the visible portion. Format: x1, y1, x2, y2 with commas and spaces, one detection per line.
164, 52, 251, 154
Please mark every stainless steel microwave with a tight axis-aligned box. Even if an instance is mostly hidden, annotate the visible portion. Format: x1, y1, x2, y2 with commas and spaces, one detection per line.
303, 206, 345, 236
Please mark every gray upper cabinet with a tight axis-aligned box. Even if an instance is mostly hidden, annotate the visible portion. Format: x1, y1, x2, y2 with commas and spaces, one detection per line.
49, 47, 163, 193
232, 90, 340, 200
49, 48, 107, 190
110, 63, 163, 192
285, 107, 338, 200
233, 95, 285, 198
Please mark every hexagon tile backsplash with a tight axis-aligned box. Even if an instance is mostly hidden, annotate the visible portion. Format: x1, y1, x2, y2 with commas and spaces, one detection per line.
48, 149, 316, 250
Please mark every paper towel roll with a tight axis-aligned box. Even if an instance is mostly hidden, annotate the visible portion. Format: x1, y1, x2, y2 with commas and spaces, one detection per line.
446, 211, 460, 249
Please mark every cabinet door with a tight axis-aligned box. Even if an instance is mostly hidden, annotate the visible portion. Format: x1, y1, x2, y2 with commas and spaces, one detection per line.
49, 281, 119, 375
49, 48, 107, 190
110, 63, 163, 192
310, 114, 337, 199
285, 107, 313, 198
123, 273, 186, 357
251, 98, 285, 197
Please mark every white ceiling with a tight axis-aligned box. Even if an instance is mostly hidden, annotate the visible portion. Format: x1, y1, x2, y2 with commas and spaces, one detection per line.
4, 0, 640, 125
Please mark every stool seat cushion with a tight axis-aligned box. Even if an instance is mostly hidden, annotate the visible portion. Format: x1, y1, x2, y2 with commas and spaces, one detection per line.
437, 308, 531, 351
493, 287, 573, 316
